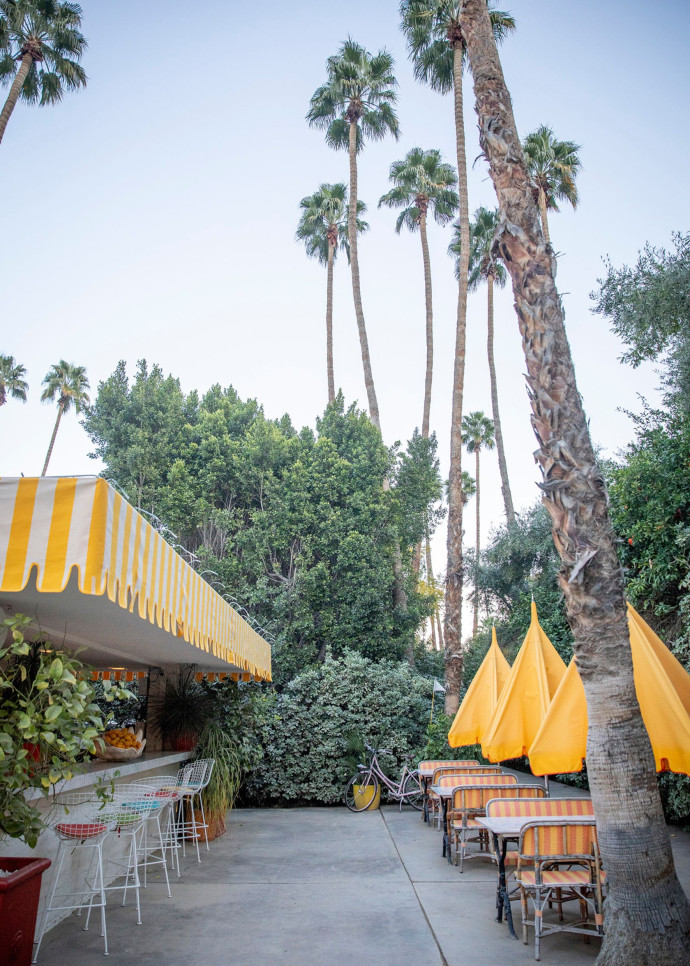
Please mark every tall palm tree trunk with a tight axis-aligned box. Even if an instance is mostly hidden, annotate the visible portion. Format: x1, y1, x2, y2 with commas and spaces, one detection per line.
411, 210, 436, 578
42, 404, 64, 476
0, 54, 33, 145
426, 537, 442, 652
444, 41, 470, 714
473, 446, 480, 636
487, 274, 515, 525
420, 208, 434, 439
348, 119, 380, 431
326, 240, 336, 404
537, 186, 551, 246
461, 2, 690, 962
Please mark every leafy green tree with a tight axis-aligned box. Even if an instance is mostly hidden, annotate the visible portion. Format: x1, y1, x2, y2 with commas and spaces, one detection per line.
0, 0, 87, 146
522, 124, 581, 247
379, 147, 458, 438
40, 359, 89, 475
400, 0, 515, 712
607, 405, 690, 667
0, 353, 28, 406
461, 411, 495, 635
307, 39, 399, 432
296, 183, 368, 405
591, 232, 690, 412
83, 367, 443, 683
450, 207, 514, 524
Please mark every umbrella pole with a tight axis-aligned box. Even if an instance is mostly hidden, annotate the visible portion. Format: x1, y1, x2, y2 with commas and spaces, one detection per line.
544, 775, 550, 796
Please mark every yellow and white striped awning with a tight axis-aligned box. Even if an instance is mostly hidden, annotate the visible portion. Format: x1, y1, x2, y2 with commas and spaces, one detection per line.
0, 477, 271, 681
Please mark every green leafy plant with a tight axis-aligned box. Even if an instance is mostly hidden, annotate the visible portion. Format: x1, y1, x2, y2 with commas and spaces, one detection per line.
196, 721, 242, 830
150, 665, 213, 748
0, 614, 131, 847
247, 651, 432, 804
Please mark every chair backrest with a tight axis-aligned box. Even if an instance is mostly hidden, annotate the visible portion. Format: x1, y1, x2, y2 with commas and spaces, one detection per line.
98, 783, 158, 829
485, 796, 593, 819
132, 775, 183, 801
181, 759, 209, 788
431, 765, 501, 784
436, 773, 517, 790
519, 819, 598, 864
454, 783, 546, 812
419, 760, 479, 774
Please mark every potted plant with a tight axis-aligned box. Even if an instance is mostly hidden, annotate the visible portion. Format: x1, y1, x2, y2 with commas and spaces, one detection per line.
191, 721, 241, 840
151, 665, 213, 751
0, 614, 130, 966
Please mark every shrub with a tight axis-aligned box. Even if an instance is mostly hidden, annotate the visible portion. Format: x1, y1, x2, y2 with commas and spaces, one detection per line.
246, 651, 432, 804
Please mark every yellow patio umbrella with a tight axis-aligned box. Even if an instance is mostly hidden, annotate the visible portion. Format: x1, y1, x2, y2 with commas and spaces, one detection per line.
448, 627, 511, 747
481, 601, 567, 762
529, 603, 690, 775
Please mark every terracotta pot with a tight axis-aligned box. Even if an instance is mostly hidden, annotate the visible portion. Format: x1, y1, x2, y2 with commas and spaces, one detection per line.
170, 733, 198, 752
0, 857, 51, 966
188, 808, 226, 842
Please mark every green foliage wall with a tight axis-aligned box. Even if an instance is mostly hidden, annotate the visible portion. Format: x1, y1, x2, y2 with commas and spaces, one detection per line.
246, 651, 432, 804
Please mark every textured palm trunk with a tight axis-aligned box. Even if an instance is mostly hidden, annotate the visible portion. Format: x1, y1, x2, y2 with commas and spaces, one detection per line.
487, 274, 515, 525
461, 1, 690, 961
537, 186, 552, 246
420, 209, 434, 439
0, 54, 33, 146
444, 41, 470, 714
473, 447, 480, 636
425, 538, 441, 652
42, 404, 64, 476
348, 119, 380, 431
0, 386, 6, 406
412, 210, 434, 577
326, 240, 336, 404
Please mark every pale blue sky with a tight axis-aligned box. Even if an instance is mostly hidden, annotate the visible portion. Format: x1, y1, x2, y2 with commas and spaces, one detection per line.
2, 0, 689, 577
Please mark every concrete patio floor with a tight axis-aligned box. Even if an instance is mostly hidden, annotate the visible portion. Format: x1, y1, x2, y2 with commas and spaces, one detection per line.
38, 803, 690, 966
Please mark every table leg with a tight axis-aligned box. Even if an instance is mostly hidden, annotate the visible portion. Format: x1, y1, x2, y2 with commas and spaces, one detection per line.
422, 779, 429, 824
441, 798, 449, 859
493, 832, 518, 940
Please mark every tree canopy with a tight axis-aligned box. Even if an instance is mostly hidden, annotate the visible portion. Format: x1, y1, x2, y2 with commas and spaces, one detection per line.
83, 362, 444, 683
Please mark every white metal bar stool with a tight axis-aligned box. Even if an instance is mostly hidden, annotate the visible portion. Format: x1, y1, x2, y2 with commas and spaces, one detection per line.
174, 759, 215, 863
83, 785, 157, 937
131, 776, 182, 891
33, 792, 110, 962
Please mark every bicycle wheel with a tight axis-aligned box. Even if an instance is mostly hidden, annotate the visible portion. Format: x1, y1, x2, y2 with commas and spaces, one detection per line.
401, 772, 424, 811
344, 773, 380, 812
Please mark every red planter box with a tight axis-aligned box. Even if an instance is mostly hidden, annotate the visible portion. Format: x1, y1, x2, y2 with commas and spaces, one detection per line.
0, 857, 51, 966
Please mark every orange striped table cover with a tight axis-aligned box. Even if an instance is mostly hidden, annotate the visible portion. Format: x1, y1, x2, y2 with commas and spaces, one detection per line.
431, 773, 517, 798
418, 760, 479, 777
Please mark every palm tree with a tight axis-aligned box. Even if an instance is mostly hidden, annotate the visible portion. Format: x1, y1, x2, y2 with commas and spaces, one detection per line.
522, 124, 581, 246
0, 0, 87, 146
40, 360, 89, 475
379, 147, 458, 439
400, 0, 515, 713
461, 1, 690, 960
461, 411, 494, 636
296, 184, 368, 405
450, 207, 515, 525
0, 354, 28, 406
307, 39, 399, 433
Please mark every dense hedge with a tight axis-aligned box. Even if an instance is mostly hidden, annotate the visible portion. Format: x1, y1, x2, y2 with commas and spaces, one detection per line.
246, 651, 433, 804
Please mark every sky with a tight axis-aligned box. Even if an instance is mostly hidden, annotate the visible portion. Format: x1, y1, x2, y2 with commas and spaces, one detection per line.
2, 0, 690, 601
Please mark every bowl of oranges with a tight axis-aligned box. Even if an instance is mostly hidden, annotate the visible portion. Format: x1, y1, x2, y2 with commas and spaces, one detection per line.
93, 727, 146, 761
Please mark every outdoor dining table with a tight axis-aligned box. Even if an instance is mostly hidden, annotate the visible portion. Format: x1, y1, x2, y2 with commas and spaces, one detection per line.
476, 814, 594, 940
428, 783, 456, 858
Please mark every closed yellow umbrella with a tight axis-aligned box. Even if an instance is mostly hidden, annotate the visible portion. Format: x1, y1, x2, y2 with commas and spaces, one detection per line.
481, 601, 566, 762
448, 627, 511, 747
529, 603, 690, 775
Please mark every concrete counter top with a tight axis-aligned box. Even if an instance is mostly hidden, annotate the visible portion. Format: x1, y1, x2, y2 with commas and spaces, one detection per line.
25, 750, 191, 801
